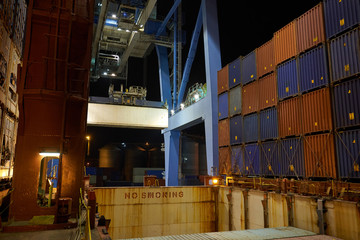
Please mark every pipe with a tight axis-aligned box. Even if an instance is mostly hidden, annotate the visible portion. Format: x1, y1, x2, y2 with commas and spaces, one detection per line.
173, 0, 177, 110
177, 2, 203, 107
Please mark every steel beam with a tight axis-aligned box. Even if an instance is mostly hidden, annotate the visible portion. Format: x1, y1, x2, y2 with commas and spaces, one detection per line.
155, 0, 182, 37
164, 130, 180, 186
177, 3, 203, 107
156, 45, 172, 112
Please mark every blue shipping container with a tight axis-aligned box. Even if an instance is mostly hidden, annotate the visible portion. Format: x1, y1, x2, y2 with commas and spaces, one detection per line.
230, 115, 243, 145
278, 137, 305, 177
244, 143, 260, 175
324, 0, 360, 39
229, 57, 242, 88
218, 92, 228, 120
229, 85, 242, 116
329, 27, 360, 82
230, 145, 244, 174
260, 141, 280, 176
299, 45, 329, 93
335, 129, 360, 178
277, 58, 299, 100
243, 113, 258, 143
242, 51, 257, 85
259, 107, 278, 140
333, 77, 360, 129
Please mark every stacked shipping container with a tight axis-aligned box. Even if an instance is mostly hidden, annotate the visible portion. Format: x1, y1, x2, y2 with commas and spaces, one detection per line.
217, 0, 360, 180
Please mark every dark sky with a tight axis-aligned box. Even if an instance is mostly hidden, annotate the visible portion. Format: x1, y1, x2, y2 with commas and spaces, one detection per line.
87, 0, 321, 159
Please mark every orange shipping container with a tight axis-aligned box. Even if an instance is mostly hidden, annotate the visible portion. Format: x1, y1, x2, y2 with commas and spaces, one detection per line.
218, 65, 229, 94
296, 3, 325, 54
304, 133, 337, 178
219, 147, 231, 175
256, 38, 275, 78
218, 118, 229, 147
242, 81, 259, 115
274, 21, 297, 65
278, 97, 302, 138
258, 73, 277, 110
301, 88, 332, 134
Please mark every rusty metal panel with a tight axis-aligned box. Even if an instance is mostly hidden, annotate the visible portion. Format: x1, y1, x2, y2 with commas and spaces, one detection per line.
218, 65, 229, 94
260, 141, 280, 176
279, 137, 305, 177
304, 133, 337, 178
256, 38, 275, 78
325, 200, 360, 240
278, 97, 302, 138
218, 118, 229, 147
259, 73, 277, 110
230, 145, 244, 174
296, 3, 326, 53
219, 147, 231, 175
274, 21, 297, 65
293, 196, 319, 233
301, 88, 332, 134
94, 187, 215, 239
247, 190, 265, 229
268, 193, 288, 228
242, 80, 259, 115
229, 85, 242, 116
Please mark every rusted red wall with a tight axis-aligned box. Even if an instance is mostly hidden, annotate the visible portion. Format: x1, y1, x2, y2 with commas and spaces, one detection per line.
10, 0, 93, 221
296, 3, 325, 53
278, 97, 302, 138
256, 38, 275, 78
304, 133, 337, 178
217, 65, 229, 94
218, 119, 230, 147
219, 147, 231, 175
242, 80, 259, 115
258, 73, 277, 110
274, 21, 297, 65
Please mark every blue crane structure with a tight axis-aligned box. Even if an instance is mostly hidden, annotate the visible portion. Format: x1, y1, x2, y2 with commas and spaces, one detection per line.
156, 0, 221, 185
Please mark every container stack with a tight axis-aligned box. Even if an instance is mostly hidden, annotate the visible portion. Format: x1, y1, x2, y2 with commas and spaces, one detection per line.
217, 0, 360, 180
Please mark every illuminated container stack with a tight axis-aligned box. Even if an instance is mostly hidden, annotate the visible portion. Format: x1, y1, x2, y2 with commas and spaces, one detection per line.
217, 0, 360, 180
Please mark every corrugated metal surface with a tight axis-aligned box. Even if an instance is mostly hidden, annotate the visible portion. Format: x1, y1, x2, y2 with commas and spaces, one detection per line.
229, 85, 242, 116
243, 113, 258, 143
335, 129, 360, 178
242, 50, 257, 85
324, 0, 360, 39
244, 143, 260, 175
218, 92, 228, 120
296, 3, 325, 53
256, 39, 275, 78
259, 107, 278, 140
219, 146, 231, 174
218, 65, 229, 94
333, 77, 360, 129
274, 21, 297, 65
299, 45, 329, 93
304, 133, 337, 178
302, 88, 332, 134
228, 57, 241, 89
279, 137, 305, 177
231, 145, 244, 174
259, 73, 277, 110
260, 141, 280, 176
218, 118, 230, 147
242, 80, 259, 115
277, 58, 299, 100
278, 97, 302, 138
1, 0, 16, 34
329, 27, 360, 82
12, 0, 27, 56
230, 115, 243, 145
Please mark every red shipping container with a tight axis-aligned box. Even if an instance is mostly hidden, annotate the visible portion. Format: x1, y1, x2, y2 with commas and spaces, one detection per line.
278, 97, 302, 138
304, 133, 337, 178
218, 65, 229, 94
296, 3, 325, 54
258, 73, 277, 110
301, 88, 332, 134
274, 21, 297, 65
218, 118, 230, 147
219, 147, 231, 175
242, 81, 259, 115
256, 38, 275, 78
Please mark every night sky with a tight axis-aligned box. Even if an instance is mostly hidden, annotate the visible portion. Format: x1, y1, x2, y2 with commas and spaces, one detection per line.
87, 0, 321, 161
